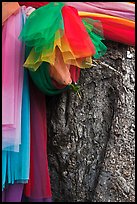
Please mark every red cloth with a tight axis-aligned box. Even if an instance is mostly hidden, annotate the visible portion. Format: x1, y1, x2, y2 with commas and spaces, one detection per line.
80, 15, 135, 46
24, 78, 52, 199
19, 2, 49, 8
69, 66, 80, 84
62, 5, 95, 57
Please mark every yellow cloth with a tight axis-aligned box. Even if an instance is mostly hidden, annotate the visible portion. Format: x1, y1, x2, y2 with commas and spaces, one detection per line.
78, 12, 135, 28
24, 30, 93, 71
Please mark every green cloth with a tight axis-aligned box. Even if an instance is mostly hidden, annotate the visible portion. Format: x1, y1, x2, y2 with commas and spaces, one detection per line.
25, 46, 69, 95
19, 2, 65, 53
82, 19, 107, 59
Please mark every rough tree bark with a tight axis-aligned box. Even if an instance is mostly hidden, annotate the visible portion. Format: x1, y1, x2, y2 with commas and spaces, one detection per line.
46, 41, 135, 202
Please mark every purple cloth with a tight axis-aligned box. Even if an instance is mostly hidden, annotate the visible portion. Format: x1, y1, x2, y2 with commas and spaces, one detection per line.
65, 2, 135, 21
2, 191, 5, 202
2, 184, 24, 202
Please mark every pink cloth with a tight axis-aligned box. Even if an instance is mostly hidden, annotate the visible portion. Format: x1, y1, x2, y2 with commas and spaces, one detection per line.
2, 2, 20, 25
65, 2, 135, 21
2, 8, 24, 151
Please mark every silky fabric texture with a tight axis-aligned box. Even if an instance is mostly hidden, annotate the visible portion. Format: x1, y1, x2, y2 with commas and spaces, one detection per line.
25, 44, 80, 95
2, 184, 24, 202
82, 18, 107, 59
19, 3, 106, 89
19, 3, 97, 70
19, 2, 135, 46
2, 2, 20, 25
2, 5, 30, 191
49, 47, 72, 85
65, 2, 135, 21
79, 12, 135, 46
2, 69, 30, 191
23, 77, 52, 199
20, 3, 107, 92
19, 2, 135, 21
29, 61, 81, 95
19, 2, 65, 53
2, 7, 24, 152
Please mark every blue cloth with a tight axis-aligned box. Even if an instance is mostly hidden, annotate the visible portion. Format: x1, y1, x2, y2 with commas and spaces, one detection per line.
2, 7, 30, 190
2, 70, 30, 189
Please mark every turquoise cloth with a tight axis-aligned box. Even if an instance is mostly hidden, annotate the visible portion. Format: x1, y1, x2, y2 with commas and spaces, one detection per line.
2, 7, 30, 190
2, 69, 30, 190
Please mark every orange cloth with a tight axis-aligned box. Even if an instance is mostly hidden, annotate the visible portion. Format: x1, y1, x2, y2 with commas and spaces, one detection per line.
2, 2, 20, 25
49, 47, 72, 85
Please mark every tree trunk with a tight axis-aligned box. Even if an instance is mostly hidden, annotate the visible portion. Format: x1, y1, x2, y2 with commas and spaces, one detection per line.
46, 41, 135, 202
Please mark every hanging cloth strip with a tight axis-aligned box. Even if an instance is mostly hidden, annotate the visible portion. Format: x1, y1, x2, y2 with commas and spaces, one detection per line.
2, 184, 24, 202
2, 6, 30, 194
2, 69, 30, 191
2, 7, 24, 152
23, 76, 52, 200
2, 2, 20, 25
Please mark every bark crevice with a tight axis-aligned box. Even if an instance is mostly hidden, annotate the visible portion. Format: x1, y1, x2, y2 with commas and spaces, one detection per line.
46, 41, 135, 202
